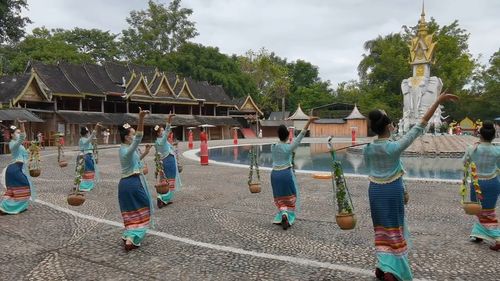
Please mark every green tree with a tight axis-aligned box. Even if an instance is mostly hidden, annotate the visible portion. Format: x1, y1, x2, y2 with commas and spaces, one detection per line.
358, 33, 410, 97
121, 0, 198, 63
0, 0, 32, 44
3, 27, 92, 74
160, 43, 256, 99
52, 28, 119, 62
286, 59, 334, 111
446, 49, 500, 120
238, 48, 292, 114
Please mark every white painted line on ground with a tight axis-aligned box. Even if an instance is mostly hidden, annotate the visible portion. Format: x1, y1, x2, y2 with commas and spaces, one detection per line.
34, 199, 434, 280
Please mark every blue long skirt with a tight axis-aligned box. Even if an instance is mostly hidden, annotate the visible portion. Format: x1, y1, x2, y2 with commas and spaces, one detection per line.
470, 176, 500, 242
0, 162, 32, 214
118, 175, 152, 246
270, 168, 298, 225
79, 154, 96, 192
369, 177, 412, 281
158, 154, 178, 204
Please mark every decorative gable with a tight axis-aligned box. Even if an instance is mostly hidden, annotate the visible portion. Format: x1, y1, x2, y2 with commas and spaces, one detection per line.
126, 75, 152, 99
14, 73, 50, 104
154, 76, 176, 98
176, 80, 196, 100
239, 95, 263, 116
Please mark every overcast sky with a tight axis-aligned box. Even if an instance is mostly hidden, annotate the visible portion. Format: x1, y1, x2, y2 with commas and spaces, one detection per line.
23, 0, 500, 87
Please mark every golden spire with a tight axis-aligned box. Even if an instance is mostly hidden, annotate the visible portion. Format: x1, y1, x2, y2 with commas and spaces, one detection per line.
408, 0, 436, 74
417, 0, 428, 36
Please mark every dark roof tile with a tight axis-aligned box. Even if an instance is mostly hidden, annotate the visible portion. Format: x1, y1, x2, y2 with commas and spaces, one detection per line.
0, 74, 31, 103
31, 61, 80, 95
83, 64, 124, 95
59, 62, 103, 95
103, 61, 131, 84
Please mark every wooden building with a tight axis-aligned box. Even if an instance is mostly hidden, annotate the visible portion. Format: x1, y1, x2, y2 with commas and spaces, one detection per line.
309, 103, 368, 138
0, 61, 264, 146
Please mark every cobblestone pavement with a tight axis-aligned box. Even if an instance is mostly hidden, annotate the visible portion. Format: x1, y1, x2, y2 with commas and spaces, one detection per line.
0, 139, 498, 281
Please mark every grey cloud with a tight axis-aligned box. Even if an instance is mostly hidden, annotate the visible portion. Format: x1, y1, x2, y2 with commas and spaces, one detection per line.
24, 0, 500, 86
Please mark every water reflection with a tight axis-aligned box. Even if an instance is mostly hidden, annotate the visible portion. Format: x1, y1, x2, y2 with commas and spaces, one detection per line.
209, 143, 464, 180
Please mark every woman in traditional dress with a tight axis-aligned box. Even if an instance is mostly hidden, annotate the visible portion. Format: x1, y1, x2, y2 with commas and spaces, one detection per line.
117, 108, 153, 251
464, 121, 500, 251
200, 127, 209, 165
78, 123, 102, 192
363, 92, 458, 281
0, 121, 34, 215
270, 116, 316, 230
154, 114, 181, 208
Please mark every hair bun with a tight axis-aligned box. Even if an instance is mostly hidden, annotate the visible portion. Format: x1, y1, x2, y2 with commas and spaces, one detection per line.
368, 110, 383, 123
482, 121, 494, 129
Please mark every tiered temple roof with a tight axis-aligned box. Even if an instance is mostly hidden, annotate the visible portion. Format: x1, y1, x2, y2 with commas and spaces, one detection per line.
4, 61, 246, 108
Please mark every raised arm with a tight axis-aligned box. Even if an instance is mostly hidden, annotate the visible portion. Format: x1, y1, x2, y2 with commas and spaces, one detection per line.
81, 122, 102, 145
158, 114, 175, 146
290, 116, 318, 151
165, 114, 174, 133
396, 92, 458, 153
126, 108, 149, 155
394, 123, 425, 152
421, 91, 458, 124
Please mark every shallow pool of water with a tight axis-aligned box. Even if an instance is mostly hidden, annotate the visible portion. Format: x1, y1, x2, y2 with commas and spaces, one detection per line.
208, 143, 465, 180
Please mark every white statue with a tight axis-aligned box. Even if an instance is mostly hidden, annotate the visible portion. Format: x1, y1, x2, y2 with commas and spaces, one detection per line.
399, 6, 443, 134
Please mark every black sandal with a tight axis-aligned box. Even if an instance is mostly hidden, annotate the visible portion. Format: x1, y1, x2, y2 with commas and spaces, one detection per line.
157, 198, 167, 209
375, 268, 384, 280
469, 237, 483, 243
281, 214, 290, 230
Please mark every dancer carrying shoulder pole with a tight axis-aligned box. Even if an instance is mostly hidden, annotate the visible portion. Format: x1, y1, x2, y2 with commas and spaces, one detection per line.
464, 121, 500, 251
0, 120, 35, 215
117, 108, 154, 251
78, 122, 102, 192
364, 92, 458, 281
270, 116, 317, 230
154, 114, 181, 208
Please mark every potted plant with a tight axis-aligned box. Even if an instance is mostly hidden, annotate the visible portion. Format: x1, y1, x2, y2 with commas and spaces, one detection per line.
67, 155, 85, 206
460, 159, 482, 215
28, 141, 41, 177
248, 148, 261, 193
154, 152, 169, 194
330, 149, 356, 230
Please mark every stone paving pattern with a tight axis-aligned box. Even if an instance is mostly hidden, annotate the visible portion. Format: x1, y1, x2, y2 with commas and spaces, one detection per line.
0, 138, 498, 281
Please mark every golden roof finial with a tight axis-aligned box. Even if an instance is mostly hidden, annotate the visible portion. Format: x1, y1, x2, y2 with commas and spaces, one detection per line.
417, 0, 428, 36
409, 0, 436, 67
